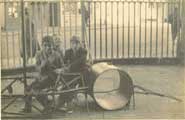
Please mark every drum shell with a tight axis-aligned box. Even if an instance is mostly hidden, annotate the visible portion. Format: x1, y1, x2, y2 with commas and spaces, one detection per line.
87, 62, 134, 110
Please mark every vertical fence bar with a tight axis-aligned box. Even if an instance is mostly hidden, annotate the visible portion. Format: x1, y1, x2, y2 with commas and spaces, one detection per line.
52, 2, 55, 34
133, 2, 136, 57
18, 31, 21, 64
172, 2, 175, 57
94, 2, 96, 59
128, 2, 130, 58
100, 2, 102, 58
12, 32, 15, 66
139, 2, 142, 57
4, 1, 8, 67
11, 2, 15, 66
24, 3, 27, 61
88, 2, 91, 57
57, 2, 60, 36
69, 3, 72, 38
111, 2, 113, 58
167, 2, 169, 57
37, 2, 40, 52
28, 7, 33, 63
75, 1, 77, 35
46, 3, 49, 35
21, 0, 28, 96
177, 1, 180, 57
144, 2, 147, 57
156, 2, 158, 57
150, 2, 153, 57
63, 2, 66, 50
0, 29, 3, 67
116, 2, 119, 58
40, 3, 44, 39
122, 2, 124, 57
161, 2, 164, 57
6, 31, 9, 67
35, 3, 39, 53
81, 1, 86, 50
177, 1, 181, 57
105, 2, 107, 58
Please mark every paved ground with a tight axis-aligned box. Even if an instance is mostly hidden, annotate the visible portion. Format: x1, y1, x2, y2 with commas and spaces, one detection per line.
1, 64, 185, 119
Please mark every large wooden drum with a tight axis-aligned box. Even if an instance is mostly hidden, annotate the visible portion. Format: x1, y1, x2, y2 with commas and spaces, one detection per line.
88, 62, 134, 110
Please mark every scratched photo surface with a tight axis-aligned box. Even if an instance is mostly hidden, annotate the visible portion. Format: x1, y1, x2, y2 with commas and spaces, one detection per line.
1, 0, 185, 119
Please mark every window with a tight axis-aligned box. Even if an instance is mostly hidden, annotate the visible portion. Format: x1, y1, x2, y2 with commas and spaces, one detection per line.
4, 2, 21, 31
49, 3, 61, 27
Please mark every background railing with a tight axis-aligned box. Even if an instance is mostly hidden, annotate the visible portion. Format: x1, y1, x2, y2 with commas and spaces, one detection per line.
0, 0, 183, 68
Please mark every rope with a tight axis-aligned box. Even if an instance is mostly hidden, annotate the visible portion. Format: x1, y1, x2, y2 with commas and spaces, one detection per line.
134, 84, 182, 102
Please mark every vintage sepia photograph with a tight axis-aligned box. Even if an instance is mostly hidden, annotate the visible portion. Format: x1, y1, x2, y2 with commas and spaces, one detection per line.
0, 0, 185, 119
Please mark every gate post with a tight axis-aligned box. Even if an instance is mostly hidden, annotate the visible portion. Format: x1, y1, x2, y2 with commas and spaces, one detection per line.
81, 0, 86, 47
21, 0, 28, 91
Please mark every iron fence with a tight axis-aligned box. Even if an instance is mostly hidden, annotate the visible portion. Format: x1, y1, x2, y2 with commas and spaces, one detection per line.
0, 0, 183, 68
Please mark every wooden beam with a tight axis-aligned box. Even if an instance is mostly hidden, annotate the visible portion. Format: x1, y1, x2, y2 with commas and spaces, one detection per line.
2, 87, 88, 97
1, 65, 36, 77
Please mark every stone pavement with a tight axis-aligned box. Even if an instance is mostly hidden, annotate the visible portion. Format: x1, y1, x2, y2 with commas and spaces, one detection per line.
1, 65, 185, 119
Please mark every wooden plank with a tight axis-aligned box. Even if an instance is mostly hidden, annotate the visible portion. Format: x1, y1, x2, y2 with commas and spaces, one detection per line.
2, 87, 88, 97
1, 65, 36, 77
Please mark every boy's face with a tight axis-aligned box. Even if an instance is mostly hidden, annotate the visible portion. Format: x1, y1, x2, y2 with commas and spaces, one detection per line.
71, 41, 80, 51
42, 42, 53, 55
55, 41, 62, 51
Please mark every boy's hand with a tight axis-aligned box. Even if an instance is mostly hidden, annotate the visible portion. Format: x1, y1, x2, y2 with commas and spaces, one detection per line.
55, 68, 65, 74
64, 66, 70, 71
41, 60, 49, 67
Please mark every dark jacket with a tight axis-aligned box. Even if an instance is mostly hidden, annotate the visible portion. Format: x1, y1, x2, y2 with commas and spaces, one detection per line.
35, 50, 64, 83
64, 47, 87, 72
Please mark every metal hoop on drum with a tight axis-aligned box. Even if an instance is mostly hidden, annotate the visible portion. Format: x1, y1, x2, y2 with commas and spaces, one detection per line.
87, 62, 134, 110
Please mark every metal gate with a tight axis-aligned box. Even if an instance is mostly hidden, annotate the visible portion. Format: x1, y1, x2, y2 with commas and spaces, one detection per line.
0, 0, 183, 68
